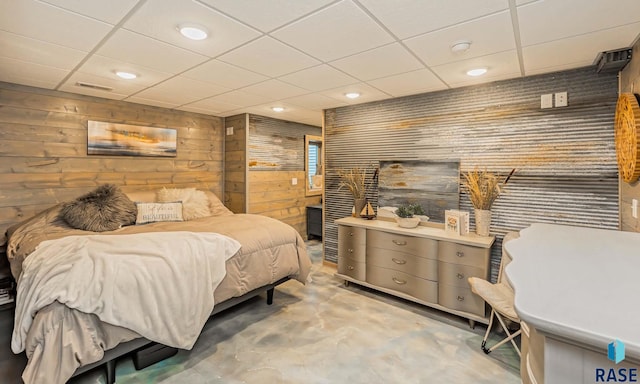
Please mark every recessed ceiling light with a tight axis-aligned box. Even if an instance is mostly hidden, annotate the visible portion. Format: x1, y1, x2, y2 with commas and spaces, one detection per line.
345, 92, 360, 99
272, 106, 285, 112
115, 71, 137, 80
178, 24, 208, 40
466, 68, 488, 77
451, 40, 471, 54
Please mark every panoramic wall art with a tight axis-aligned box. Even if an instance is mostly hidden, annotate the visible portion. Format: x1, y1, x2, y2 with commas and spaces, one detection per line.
87, 120, 177, 157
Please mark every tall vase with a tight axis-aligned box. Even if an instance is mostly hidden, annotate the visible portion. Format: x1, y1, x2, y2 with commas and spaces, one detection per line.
474, 209, 492, 236
354, 198, 366, 218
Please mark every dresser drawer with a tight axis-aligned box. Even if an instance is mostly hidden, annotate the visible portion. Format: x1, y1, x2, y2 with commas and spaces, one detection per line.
438, 261, 486, 288
438, 284, 485, 316
366, 265, 438, 303
338, 256, 366, 281
338, 225, 366, 262
367, 248, 438, 281
438, 241, 489, 268
367, 230, 438, 259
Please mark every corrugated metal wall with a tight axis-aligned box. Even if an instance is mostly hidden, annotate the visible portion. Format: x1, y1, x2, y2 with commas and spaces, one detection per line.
248, 115, 321, 171
324, 67, 619, 281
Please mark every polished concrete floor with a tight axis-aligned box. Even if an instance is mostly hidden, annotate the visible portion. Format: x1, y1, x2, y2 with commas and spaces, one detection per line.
67, 240, 520, 384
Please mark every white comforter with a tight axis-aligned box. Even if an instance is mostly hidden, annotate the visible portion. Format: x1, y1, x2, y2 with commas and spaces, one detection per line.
12, 231, 241, 353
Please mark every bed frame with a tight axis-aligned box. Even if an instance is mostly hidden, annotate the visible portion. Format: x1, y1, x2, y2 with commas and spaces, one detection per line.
72, 276, 291, 384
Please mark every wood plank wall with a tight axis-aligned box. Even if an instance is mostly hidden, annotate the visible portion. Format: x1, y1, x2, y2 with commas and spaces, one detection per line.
0, 82, 224, 244
224, 114, 247, 213
245, 115, 322, 237
619, 38, 640, 232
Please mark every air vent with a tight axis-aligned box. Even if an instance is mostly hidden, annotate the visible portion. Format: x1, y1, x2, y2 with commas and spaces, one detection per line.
75, 81, 113, 91
594, 48, 632, 73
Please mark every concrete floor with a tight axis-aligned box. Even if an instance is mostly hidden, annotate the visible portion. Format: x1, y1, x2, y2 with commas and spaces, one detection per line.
4, 240, 521, 383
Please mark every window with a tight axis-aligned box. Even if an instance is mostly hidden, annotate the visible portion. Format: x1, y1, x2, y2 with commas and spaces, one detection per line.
305, 135, 323, 196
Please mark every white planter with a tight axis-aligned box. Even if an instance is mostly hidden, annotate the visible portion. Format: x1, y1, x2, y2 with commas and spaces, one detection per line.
396, 217, 420, 228
474, 209, 492, 236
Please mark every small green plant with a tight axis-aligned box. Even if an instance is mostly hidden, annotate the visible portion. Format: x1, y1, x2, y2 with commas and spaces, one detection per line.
396, 205, 414, 218
409, 203, 425, 216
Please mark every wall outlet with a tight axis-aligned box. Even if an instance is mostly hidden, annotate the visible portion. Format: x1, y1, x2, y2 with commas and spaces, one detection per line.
226, 126, 234, 135
541, 94, 553, 109
633, 199, 638, 219
555, 92, 568, 107
291, 177, 298, 185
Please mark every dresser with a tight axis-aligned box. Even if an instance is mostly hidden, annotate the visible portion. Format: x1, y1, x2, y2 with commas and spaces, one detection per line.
335, 217, 494, 325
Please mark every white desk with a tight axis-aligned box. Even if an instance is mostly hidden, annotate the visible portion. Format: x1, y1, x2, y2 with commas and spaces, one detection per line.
505, 223, 640, 383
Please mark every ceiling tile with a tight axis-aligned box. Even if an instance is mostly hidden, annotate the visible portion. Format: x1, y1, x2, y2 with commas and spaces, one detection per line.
123, 0, 261, 58
181, 60, 268, 89
358, 0, 509, 39
97, 30, 209, 73
198, 0, 334, 32
131, 76, 231, 105
330, 43, 424, 81
124, 96, 178, 109
321, 83, 391, 104
279, 65, 358, 91
202, 90, 274, 108
518, 0, 640, 46
0, 30, 86, 70
0, 0, 112, 51
218, 36, 319, 77
75, 55, 173, 86
0, 57, 68, 89
180, 97, 244, 114
367, 69, 448, 97
283, 93, 348, 110
241, 79, 309, 100
404, 11, 515, 67
523, 23, 640, 75
40, 0, 139, 24
272, 1, 394, 61
59, 71, 147, 97
58, 74, 129, 100
431, 50, 521, 87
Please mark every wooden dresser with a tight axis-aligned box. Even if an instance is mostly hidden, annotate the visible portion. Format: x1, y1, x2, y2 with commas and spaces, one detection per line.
335, 217, 494, 325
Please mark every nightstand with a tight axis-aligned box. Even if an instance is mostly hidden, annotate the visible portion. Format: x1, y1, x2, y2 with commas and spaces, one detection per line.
306, 205, 322, 240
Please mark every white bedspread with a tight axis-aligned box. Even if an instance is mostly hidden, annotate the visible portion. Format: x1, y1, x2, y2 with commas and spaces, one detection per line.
12, 231, 241, 353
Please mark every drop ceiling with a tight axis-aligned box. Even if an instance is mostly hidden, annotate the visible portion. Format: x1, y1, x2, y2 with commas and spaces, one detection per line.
1, 0, 639, 127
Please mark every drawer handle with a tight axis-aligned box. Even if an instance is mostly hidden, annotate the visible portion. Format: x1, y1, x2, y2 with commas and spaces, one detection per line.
456, 251, 464, 257
348, 248, 353, 253
347, 265, 355, 270
349, 232, 354, 236
392, 240, 407, 246
392, 258, 407, 265
392, 277, 407, 285
457, 273, 464, 279
457, 296, 465, 301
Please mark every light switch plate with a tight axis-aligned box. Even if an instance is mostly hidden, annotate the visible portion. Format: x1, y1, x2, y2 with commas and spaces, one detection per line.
541, 94, 553, 109
555, 92, 568, 107
291, 177, 298, 185
226, 127, 234, 135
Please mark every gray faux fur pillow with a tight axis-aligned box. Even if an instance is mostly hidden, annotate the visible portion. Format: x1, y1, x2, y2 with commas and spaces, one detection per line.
60, 184, 137, 232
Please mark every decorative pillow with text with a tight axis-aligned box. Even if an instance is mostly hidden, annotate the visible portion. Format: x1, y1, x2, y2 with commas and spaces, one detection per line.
135, 202, 184, 225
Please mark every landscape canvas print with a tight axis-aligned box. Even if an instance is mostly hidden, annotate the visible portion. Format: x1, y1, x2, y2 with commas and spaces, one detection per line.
88, 121, 177, 157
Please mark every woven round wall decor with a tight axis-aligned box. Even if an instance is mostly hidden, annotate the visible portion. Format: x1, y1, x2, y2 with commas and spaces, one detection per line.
614, 93, 640, 183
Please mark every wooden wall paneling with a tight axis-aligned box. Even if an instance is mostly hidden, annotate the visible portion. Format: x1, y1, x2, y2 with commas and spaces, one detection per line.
224, 114, 247, 213
0, 82, 224, 240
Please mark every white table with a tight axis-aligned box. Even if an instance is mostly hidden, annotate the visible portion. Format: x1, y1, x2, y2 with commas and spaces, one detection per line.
505, 223, 640, 383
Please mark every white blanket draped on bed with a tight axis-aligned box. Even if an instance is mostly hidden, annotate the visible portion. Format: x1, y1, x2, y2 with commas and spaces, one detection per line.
12, 231, 241, 353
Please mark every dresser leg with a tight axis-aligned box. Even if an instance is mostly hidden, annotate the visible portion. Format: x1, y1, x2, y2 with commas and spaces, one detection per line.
468, 319, 476, 329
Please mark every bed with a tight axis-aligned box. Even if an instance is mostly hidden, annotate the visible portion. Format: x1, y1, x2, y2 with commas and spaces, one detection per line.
4, 185, 312, 384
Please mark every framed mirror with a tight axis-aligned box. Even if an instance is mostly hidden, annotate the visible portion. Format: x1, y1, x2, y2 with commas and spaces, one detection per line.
305, 135, 323, 196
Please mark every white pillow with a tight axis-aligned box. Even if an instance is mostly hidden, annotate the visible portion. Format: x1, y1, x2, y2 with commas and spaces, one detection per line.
135, 202, 184, 225
157, 188, 211, 220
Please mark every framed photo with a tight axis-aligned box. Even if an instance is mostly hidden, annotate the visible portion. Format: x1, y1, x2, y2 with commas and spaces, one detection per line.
445, 210, 461, 235
88, 120, 177, 157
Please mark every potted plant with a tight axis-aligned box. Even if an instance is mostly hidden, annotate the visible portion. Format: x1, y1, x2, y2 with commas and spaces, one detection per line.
462, 168, 514, 236
337, 167, 367, 217
395, 203, 423, 228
